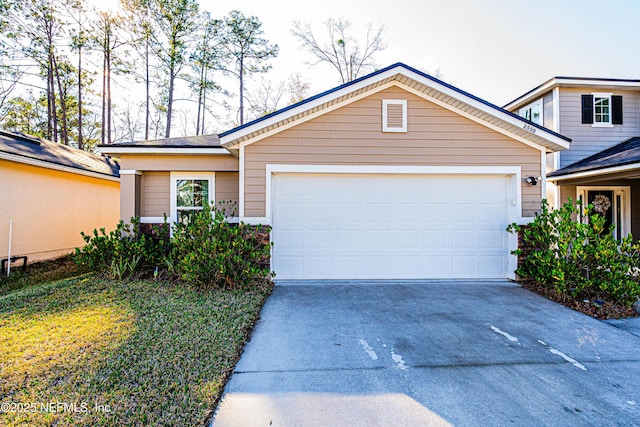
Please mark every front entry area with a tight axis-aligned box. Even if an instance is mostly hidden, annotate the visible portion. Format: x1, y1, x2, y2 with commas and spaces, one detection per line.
270, 172, 515, 280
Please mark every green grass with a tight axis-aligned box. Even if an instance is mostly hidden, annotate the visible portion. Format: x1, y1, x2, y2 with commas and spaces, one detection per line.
0, 255, 85, 296
0, 275, 273, 426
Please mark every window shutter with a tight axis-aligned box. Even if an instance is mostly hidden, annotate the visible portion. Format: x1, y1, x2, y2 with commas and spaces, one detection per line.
612, 95, 623, 125
581, 95, 593, 124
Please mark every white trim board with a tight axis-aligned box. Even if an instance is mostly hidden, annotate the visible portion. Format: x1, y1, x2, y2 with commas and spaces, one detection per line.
548, 162, 640, 182
98, 147, 231, 155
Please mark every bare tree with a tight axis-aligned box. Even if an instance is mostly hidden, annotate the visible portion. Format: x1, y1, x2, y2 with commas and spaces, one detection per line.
292, 18, 385, 84
121, 0, 157, 140
148, 0, 199, 138
219, 10, 278, 125
90, 10, 128, 144
287, 72, 310, 105
247, 73, 310, 120
189, 12, 224, 135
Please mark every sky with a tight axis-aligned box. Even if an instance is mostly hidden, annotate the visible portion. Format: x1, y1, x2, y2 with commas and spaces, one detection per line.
202, 0, 640, 106
94, 0, 640, 129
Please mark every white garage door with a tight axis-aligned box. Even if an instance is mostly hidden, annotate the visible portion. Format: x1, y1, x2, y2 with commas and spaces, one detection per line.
271, 173, 511, 280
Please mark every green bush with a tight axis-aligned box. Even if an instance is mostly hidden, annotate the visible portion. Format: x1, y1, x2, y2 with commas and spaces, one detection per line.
171, 204, 273, 288
74, 217, 170, 280
508, 199, 640, 306
75, 205, 272, 288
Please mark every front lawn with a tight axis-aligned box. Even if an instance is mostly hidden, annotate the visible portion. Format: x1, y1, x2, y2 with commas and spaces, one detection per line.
0, 275, 272, 426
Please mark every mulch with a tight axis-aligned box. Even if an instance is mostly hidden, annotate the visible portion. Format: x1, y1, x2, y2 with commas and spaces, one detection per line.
517, 279, 639, 320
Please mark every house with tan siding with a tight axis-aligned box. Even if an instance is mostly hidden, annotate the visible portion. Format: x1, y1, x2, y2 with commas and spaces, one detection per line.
100, 63, 570, 281
0, 130, 120, 265
505, 77, 640, 240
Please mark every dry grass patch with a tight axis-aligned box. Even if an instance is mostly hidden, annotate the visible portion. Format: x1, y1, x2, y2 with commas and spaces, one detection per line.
0, 276, 272, 426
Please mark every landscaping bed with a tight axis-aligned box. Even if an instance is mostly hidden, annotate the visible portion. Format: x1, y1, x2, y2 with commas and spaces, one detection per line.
0, 275, 272, 426
517, 279, 639, 320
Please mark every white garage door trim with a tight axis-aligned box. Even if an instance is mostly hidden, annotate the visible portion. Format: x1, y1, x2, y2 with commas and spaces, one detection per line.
265, 164, 522, 280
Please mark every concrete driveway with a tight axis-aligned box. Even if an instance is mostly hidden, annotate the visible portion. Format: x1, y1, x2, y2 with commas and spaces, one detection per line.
212, 280, 640, 426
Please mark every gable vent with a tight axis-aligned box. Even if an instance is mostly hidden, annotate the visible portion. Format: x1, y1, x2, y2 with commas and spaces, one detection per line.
382, 99, 407, 132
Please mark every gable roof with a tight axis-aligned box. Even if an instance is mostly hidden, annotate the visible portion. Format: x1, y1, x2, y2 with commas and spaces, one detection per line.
220, 62, 570, 153
548, 136, 640, 181
98, 134, 229, 155
504, 76, 640, 111
0, 130, 119, 180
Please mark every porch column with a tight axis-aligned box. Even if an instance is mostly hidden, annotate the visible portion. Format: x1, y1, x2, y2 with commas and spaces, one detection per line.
119, 170, 141, 223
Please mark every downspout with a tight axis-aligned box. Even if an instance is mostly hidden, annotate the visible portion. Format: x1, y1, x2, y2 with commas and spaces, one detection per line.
7, 219, 12, 276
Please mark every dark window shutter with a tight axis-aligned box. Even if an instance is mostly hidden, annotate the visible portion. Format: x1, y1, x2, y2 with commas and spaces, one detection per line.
581, 95, 593, 124
612, 95, 623, 125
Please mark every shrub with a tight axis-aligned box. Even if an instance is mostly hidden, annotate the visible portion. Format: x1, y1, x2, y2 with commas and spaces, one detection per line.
508, 199, 640, 306
76, 205, 273, 288
74, 218, 170, 279
170, 204, 273, 288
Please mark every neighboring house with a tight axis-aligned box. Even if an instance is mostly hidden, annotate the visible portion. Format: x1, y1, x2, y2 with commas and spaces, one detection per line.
0, 130, 120, 263
505, 77, 640, 239
99, 63, 569, 281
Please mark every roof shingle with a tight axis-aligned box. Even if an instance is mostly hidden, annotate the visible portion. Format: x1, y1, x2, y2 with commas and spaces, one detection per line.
548, 136, 640, 177
0, 130, 119, 178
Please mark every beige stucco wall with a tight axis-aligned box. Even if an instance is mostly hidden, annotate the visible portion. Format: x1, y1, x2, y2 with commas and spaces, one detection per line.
0, 159, 120, 262
244, 86, 543, 217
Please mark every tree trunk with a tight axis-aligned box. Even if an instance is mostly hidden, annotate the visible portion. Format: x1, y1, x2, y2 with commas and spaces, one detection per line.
144, 36, 150, 140
195, 61, 205, 135
239, 55, 244, 125
78, 42, 83, 150
201, 66, 208, 134
48, 55, 58, 143
52, 54, 69, 145
107, 48, 112, 143
46, 62, 53, 140
101, 50, 107, 144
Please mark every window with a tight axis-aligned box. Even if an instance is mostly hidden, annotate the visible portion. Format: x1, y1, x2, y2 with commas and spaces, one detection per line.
519, 99, 543, 125
594, 94, 611, 124
176, 179, 209, 224
170, 172, 214, 225
382, 100, 407, 132
581, 93, 623, 126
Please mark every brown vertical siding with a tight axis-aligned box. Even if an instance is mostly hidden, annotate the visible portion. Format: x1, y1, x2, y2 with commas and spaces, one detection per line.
141, 172, 170, 217
244, 87, 543, 217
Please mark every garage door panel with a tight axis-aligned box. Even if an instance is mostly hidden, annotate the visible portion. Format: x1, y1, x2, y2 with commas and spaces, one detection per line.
364, 255, 395, 276
423, 230, 450, 249
452, 230, 475, 249
272, 173, 510, 279
480, 230, 507, 249
452, 256, 477, 275
424, 256, 450, 276
395, 256, 423, 276
480, 256, 506, 275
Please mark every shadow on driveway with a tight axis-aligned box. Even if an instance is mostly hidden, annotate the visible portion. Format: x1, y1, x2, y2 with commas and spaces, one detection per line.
213, 280, 640, 426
